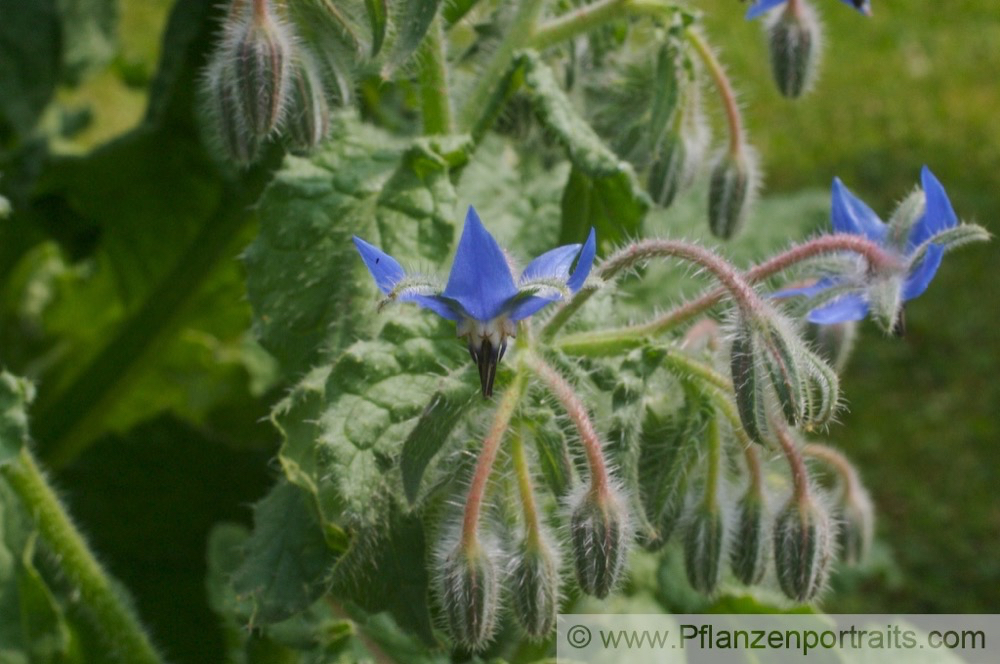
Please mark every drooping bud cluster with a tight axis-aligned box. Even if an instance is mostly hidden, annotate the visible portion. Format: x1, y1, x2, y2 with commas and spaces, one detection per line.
203, 0, 336, 165
684, 502, 726, 594
730, 310, 840, 444
767, 0, 822, 98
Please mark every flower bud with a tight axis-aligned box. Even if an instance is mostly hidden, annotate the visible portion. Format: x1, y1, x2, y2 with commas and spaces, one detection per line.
773, 495, 834, 602
570, 488, 629, 599
439, 542, 501, 651
510, 536, 560, 639
708, 147, 758, 240
285, 50, 331, 153
684, 503, 725, 594
767, 1, 821, 98
648, 132, 691, 208
227, 0, 295, 138
758, 319, 807, 427
838, 484, 874, 565
203, 58, 261, 165
730, 323, 768, 444
731, 490, 769, 586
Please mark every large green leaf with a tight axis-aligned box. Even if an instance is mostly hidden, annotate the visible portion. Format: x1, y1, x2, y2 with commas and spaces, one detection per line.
244, 114, 469, 376
0, 0, 60, 140
519, 51, 650, 248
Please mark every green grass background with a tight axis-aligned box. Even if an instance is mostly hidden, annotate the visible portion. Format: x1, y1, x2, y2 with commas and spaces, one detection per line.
700, 0, 1000, 612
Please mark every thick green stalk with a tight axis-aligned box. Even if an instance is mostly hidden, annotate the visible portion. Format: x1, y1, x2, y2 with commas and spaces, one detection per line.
457, 0, 545, 131
510, 429, 542, 548
703, 416, 721, 511
35, 161, 277, 469
531, 0, 631, 50
2, 448, 163, 664
419, 15, 454, 134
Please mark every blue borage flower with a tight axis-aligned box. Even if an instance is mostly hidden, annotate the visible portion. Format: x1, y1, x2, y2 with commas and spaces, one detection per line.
745, 0, 871, 21
775, 167, 960, 333
354, 207, 596, 397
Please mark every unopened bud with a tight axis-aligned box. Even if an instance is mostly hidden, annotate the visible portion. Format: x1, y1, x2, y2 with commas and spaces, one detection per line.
439, 542, 501, 651
773, 495, 834, 602
204, 58, 261, 165
708, 147, 758, 239
838, 484, 874, 565
731, 323, 768, 444
758, 319, 807, 427
227, 0, 294, 137
767, 1, 821, 98
285, 50, 331, 152
510, 536, 560, 639
684, 503, 725, 594
570, 488, 629, 598
731, 489, 769, 585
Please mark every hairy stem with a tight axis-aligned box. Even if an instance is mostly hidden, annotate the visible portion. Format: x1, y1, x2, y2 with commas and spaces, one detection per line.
526, 353, 610, 498
551, 232, 897, 348
511, 428, 542, 548
686, 28, 743, 155
457, 0, 544, 131
803, 442, 861, 500
703, 415, 722, 510
461, 372, 527, 550
532, 0, 631, 51
774, 423, 810, 503
419, 15, 454, 134
2, 448, 163, 663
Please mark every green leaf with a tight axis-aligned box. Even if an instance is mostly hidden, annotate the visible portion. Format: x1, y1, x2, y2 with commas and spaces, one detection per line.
400, 368, 478, 504
0, 0, 60, 139
232, 480, 338, 626
244, 114, 469, 376
329, 501, 436, 645
0, 373, 33, 467
17, 534, 78, 664
380, 0, 443, 79
519, 52, 650, 248
364, 0, 388, 56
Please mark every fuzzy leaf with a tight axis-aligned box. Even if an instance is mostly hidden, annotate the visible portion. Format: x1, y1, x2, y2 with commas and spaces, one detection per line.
0, 373, 33, 467
244, 114, 469, 375
520, 52, 650, 249
380, 0, 443, 78
364, 0, 388, 55
232, 480, 338, 626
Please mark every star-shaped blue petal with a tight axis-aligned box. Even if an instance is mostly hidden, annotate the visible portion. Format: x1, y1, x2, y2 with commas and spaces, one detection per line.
775, 167, 958, 328
745, 0, 870, 21
353, 206, 597, 396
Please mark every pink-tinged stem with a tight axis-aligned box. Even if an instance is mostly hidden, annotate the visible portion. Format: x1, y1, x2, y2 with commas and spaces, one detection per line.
743, 442, 763, 495
686, 28, 743, 156
527, 354, 610, 498
803, 442, 861, 498
461, 374, 526, 550
599, 238, 763, 316
774, 424, 810, 503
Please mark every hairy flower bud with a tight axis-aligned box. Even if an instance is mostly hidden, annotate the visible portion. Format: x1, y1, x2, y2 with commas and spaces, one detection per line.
285, 50, 331, 152
510, 536, 560, 639
731, 489, 769, 585
570, 488, 629, 599
438, 542, 501, 651
684, 503, 726, 594
708, 147, 759, 239
773, 495, 834, 602
227, 0, 295, 138
767, 1, 822, 98
838, 484, 874, 565
204, 58, 261, 165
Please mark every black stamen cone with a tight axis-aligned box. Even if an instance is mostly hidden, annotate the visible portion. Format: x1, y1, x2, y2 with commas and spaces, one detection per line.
892, 307, 906, 338
473, 339, 501, 398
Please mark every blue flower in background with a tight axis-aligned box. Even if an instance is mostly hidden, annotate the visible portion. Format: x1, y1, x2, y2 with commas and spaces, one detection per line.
354, 207, 596, 396
775, 167, 958, 333
745, 0, 871, 21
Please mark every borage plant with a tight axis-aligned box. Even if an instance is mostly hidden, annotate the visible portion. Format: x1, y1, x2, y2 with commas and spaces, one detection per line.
0, 0, 989, 662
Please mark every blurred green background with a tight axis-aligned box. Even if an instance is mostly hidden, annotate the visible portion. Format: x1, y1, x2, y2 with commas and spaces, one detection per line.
2, 1, 997, 661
